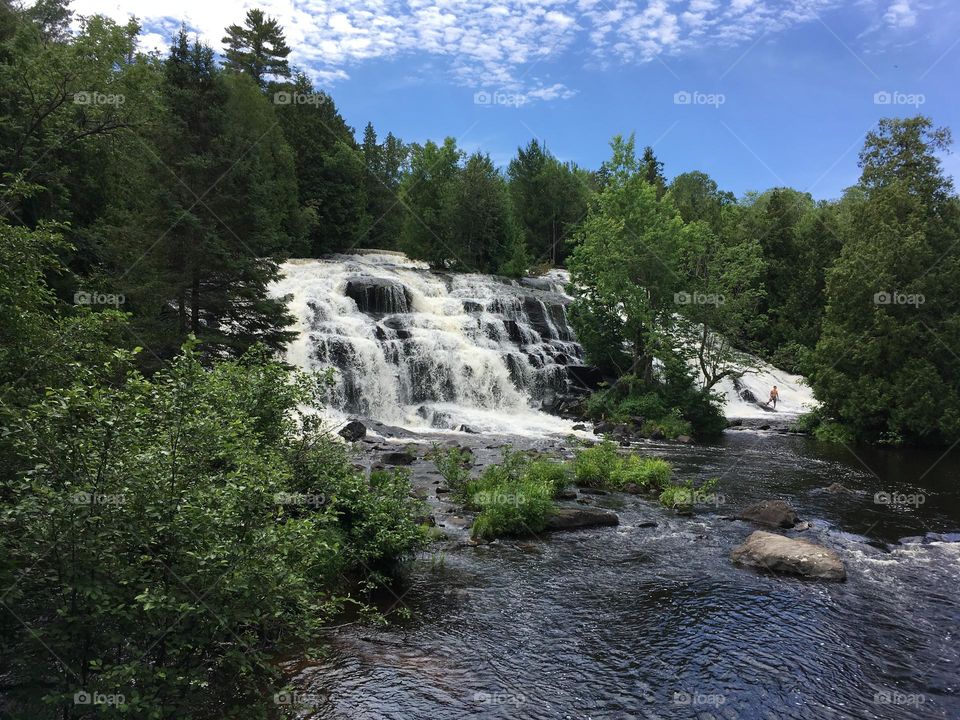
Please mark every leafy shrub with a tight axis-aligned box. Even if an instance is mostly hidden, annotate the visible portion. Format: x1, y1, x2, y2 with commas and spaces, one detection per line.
659, 478, 718, 509
462, 449, 569, 540
0, 346, 427, 718
572, 441, 622, 487
428, 444, 473, 497
470, 477, 554, 540
526, 457, 572, 495
609, 455, 672, 490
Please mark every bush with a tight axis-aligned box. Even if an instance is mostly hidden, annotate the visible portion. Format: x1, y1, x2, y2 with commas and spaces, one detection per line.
462, 448, 569, 540
610, 455, 672, 490
572, 442, 674, 492
572, 441, 622, 487
659, 478, 718, 509
428, 444, 473, 498
0, 347, 428, 718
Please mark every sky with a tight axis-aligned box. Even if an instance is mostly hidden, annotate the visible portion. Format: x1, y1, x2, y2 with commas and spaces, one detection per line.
71, 0, 960, 200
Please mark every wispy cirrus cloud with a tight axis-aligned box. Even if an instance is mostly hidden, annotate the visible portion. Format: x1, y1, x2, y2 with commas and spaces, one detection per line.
71, 0, 929, 100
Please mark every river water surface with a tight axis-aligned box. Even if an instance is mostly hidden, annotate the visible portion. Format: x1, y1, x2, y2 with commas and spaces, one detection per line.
285, 430, 960, 720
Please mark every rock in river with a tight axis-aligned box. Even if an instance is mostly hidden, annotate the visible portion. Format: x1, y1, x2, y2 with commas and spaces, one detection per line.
380, 451, 415, 466
545, 507, 619, 532
737, 499, 799, 528
338, 420, 366, 442
731, 530, 846, 581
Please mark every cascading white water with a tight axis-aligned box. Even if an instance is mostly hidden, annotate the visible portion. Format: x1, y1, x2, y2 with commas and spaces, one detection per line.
270, 251, 588, 436
270, 251, 819, 435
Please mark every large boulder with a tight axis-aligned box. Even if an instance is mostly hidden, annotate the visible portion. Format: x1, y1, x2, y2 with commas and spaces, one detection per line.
338, 420, 366, 442
737, 499, 799, 528
731, 531, 846, 581
380, 451, 415, 466
345, 278, 412, 314
545, 507, 619, 532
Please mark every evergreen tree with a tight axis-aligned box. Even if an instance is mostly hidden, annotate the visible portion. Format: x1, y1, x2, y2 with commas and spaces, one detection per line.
450, 152, 519, 273
274, 73, 366, 254
222, 8, 291, 88
811, 117, 960, 445
399, 137, 462, 268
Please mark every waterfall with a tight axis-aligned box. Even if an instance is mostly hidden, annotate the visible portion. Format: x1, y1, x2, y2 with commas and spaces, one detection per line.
270, 251, 588, 436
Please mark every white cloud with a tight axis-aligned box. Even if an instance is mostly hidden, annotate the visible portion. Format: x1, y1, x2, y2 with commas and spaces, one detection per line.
68, 0, 926, 99
884, 0, 917, 28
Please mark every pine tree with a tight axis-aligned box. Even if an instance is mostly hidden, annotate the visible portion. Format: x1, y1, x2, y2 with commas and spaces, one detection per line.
222, 8, 291, 88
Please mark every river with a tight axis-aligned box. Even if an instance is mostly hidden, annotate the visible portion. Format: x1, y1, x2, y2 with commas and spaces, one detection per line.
280, 430, 960, 720
271, 254, 960, 719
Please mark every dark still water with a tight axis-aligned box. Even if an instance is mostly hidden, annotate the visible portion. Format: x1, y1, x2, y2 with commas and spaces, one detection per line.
284, 431, 960, 719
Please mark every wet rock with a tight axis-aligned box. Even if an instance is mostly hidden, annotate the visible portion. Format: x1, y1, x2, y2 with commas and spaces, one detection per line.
623, 483, 643, 495
545, 507, 619, 531
650, 429, 665, 440
442, 516, 472, 530
675, 435, 693, 444
457, 424, 479, 434
572, 424, 587, 431
758, 424, 771, 431
345, 277, 411, 314
594, 421, 615, 435
381, 451, 415, 466
578, 487, 609, 495
637, 521, 658, 528
338, 420, 367, 442
727, 419, 743, 427
737, 500, 799, 529
436, 485, 451, 494
731, 530, 846, 581
576, 497, 593, 505
556, 488, 578, 500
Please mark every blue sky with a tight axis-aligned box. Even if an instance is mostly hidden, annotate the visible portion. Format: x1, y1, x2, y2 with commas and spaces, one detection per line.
75, 0, 960, 199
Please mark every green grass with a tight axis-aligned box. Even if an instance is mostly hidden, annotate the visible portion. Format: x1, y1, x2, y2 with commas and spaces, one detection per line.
436, 447, 571, 541
572, 441, 673, 491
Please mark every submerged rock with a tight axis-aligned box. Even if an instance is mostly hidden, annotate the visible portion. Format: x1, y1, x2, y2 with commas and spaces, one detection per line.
380, 451, 415, 466
338, 420, 367, 442
545, 507, 619, 531
737, 499, 799, 529
822, 482, 855, 495
731, 531, 846, 581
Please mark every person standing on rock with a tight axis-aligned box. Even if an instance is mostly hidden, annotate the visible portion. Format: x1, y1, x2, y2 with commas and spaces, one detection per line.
768, 386, 779, 410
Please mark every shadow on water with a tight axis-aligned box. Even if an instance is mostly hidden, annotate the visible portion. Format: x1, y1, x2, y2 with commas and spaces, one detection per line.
283, 431, 960, 720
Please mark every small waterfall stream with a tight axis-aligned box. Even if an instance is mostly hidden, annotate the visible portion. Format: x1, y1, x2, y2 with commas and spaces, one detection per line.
270, 252, 588, 436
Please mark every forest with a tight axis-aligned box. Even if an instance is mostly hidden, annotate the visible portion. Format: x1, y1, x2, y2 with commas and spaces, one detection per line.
2, 1, 960, 717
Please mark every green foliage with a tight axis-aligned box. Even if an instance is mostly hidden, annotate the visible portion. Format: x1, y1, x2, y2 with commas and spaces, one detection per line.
658, 478, 718, 509
221, 8, 291, 88
572, 442, 673, 491
0, 344, 426, 718
610, 456, 672, 490
428, 444, 473, 496
460, 448, 568, 540
507, 139, 592, 265
572, 440, 622, 487
810, 117, 960, 446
